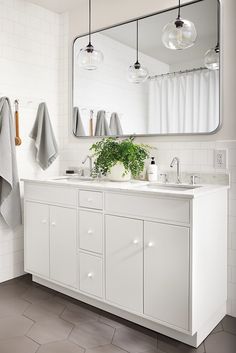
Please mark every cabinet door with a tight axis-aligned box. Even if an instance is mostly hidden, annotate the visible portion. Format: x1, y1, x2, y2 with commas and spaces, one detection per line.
105, 215, 143, 313
144, 221, 190, 330
50, 206, 77, 288
25, 202, 49, 277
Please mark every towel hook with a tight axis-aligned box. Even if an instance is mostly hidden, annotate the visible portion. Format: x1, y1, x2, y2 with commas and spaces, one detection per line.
14, 99, 19, 111
14, 100, 22, 146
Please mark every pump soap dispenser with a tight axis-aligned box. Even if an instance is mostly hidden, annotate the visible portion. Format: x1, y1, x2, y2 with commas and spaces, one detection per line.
147, 157, 158, 181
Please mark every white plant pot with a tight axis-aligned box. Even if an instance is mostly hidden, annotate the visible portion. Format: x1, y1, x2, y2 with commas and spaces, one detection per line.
108, 162, 131, 182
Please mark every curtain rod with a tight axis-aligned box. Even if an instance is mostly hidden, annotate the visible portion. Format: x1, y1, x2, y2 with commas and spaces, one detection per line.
148, 66, 208, 80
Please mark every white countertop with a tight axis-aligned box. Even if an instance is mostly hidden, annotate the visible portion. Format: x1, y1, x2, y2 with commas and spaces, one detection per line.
22, 177, 229, 200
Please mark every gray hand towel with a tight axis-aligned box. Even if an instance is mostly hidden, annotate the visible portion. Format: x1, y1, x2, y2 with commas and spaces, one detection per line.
94, 110, 111, 136
30, 103, 58, 170
0, 97, 22, 228
109, 112, 123, 135
73, 107, 86, 136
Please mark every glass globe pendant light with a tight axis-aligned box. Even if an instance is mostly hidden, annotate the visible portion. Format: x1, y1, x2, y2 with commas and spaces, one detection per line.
78, 0, 104, 70
127, 21, 149, 84
204, 2, 220, 70
162, 0, 197, 50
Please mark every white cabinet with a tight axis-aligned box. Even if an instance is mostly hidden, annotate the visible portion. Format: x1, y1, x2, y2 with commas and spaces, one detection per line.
79, 252, 103, 298
25, 201, 77, 288
79, 190, 103, 210
79, 210, 103, 254
105, 215, 143, 313
24, 181, 228, 348
144, 221, 190, 330
50, 206, 77, 288
105, 216, 190, 330
25, 202, 49, 278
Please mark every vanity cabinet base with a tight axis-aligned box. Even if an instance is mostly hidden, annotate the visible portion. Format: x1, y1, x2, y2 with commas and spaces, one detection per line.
33, 275, 226, 348
23, 181, 228, 348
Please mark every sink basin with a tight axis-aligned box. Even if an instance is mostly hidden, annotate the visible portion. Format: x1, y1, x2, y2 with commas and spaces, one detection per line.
50, 176, 94, 182
147, 183, 202, 191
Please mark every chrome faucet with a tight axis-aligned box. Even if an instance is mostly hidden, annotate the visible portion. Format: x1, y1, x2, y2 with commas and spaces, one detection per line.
82, 155, 93, 176
170, 157, 181, 184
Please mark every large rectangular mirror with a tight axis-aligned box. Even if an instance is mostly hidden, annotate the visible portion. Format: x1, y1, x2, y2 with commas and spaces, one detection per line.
72, 0, 220, 137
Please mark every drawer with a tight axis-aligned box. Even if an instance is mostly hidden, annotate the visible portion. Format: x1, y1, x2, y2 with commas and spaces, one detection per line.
79, 253, 103, 298
79, 210, 103, 254
105, 193, 190, 224
79, 190, 103, 210
24, 183, 77, 206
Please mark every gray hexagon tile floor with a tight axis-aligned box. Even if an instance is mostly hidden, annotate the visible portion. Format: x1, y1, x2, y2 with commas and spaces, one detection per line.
0, 275, 236, 353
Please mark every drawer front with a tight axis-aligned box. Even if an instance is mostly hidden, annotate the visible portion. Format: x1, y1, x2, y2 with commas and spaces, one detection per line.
79, 210, 103, 254
24, 183, 77, 206
105, 193, 190, 224
79, 253, 103, 298
79, 190, 103, 210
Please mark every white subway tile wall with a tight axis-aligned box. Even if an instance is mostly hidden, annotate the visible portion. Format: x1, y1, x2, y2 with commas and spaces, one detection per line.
0, 0, 64, 282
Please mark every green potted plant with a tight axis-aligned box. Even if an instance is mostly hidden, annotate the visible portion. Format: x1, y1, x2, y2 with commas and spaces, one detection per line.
90, 137, 151, 181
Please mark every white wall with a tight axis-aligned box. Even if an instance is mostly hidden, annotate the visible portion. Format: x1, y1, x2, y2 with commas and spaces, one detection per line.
73, 33, 169, 135
0, 0, 63, 282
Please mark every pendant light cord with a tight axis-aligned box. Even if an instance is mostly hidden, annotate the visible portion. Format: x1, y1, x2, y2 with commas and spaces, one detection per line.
89, 0, 91, 44
216, 0, 220, 48
177, 0, 181, 19
136, 20, 139, 63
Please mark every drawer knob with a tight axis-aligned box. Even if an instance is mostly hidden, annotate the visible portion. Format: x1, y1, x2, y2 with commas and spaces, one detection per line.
87, 272, 94, 279
87, 229, 93, 235
133, 239, 139, 245
51, 222, 56, 227
148, 242, 154, 248
87, 198, 93, 202
41, 219, 47, 224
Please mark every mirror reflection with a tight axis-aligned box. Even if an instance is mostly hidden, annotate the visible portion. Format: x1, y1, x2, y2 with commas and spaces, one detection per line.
73, 0, 220, 137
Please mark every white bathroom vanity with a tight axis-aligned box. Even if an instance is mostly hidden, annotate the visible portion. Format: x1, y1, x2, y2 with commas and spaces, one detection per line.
23, 178, 228, 347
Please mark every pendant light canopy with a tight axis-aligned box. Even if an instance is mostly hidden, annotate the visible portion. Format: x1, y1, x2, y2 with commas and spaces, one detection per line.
127, 21, 149, 84
78, 0, 104, 70
204, 2, 220, 70
162, 0, 197, 50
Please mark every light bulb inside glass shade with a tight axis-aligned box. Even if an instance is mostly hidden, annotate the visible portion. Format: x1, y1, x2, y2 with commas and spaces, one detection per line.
78, 43, 104, 70
204, 46, 219, 70
162, 18, 197, 50
127, 62, 149, 84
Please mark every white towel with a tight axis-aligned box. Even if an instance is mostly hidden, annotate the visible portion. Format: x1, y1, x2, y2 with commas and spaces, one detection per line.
30, 103, 58, 170
0, 97, 22, 228
109, 112, 123, 136
73, 107, 86, 136
94, 110, 111, 136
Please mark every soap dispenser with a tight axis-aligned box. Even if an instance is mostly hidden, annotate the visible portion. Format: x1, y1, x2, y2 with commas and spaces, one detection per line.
147, 157, 158, 181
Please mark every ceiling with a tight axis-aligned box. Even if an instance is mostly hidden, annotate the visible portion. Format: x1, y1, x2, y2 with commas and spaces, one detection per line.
29, 0, 86, 13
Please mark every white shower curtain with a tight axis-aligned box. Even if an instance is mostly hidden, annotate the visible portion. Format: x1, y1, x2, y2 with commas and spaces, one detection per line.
147, 69, 219, 134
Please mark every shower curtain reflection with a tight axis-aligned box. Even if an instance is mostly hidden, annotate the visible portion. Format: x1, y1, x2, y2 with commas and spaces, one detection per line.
147, 69, 219, 134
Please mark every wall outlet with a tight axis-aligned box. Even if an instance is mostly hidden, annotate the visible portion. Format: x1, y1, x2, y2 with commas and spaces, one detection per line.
214, 149, 227, 169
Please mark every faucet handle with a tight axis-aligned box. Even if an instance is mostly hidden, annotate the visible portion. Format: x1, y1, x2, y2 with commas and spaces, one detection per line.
190, 175, 200, 185
160, 173, 168, 184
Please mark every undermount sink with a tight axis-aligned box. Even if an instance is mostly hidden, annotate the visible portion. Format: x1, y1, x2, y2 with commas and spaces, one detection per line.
147, 183, 202, 191
51, 176, 94, 182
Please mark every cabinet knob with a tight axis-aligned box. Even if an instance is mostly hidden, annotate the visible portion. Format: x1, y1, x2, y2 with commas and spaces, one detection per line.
133, 239, 139, 245
41, 219, 47, 224
87, 198, 92, 202
87, 229, 93, 235
51, 222, 56, 227
147, 242, 154, 248
87, 272, 94, 279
